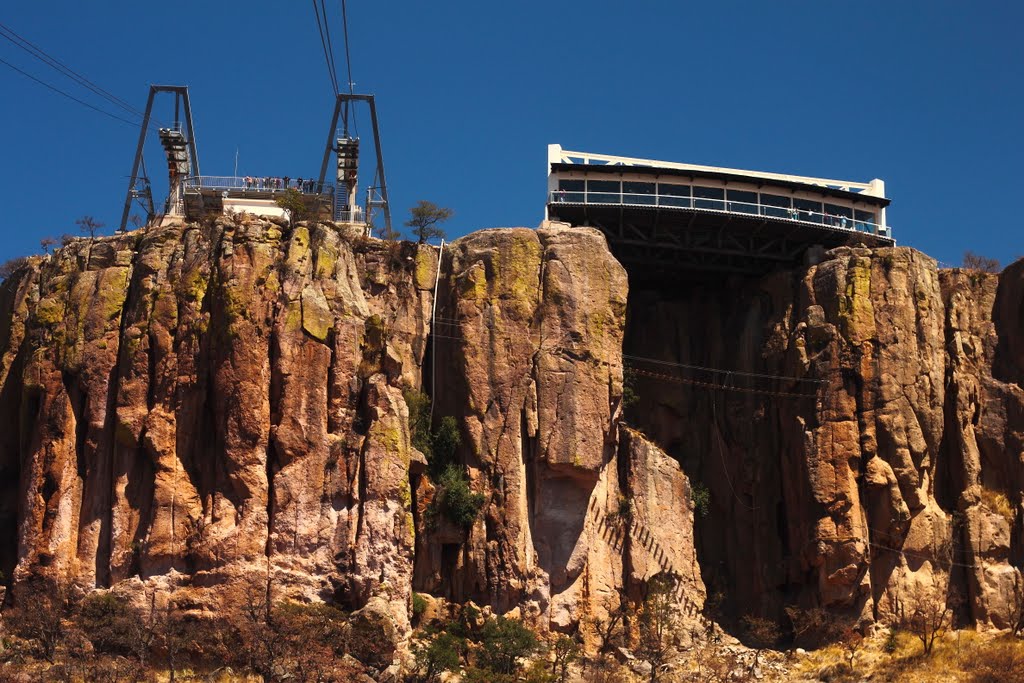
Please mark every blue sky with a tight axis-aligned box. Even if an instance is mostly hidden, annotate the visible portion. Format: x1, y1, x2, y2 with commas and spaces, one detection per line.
0, 1, 1021, 268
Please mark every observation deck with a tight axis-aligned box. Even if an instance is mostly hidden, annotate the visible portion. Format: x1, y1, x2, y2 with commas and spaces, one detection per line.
546, 144, 893, 279
183, 176, 341, 221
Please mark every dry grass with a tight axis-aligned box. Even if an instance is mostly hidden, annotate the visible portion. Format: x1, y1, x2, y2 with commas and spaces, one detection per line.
979, 487, 1015, 523
793, 629, 1024, 683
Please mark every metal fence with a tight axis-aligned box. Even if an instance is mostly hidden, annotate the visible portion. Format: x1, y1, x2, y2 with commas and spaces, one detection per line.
185, 176, 334, 194
549, 190, 890, 238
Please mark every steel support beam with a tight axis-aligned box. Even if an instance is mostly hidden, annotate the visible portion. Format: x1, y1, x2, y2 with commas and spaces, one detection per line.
119, 85, 200, 232
317, 93, 392, 235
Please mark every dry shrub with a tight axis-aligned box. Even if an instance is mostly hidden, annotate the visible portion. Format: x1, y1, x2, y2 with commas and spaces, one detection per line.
962, 251, 1001, 273
979, 487, 1014, 523
0, 256, 29, 281
962, 636, 1024, 683
816, 661, 855, 682
583, 655, 630, 683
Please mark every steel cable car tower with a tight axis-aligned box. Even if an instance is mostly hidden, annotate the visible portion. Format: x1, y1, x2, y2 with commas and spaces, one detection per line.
119, 85, 199, 232
312, 0, 392, 236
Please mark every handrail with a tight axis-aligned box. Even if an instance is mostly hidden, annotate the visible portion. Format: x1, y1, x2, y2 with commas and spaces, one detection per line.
184, 176, 335, 194
548, 190, 891, 238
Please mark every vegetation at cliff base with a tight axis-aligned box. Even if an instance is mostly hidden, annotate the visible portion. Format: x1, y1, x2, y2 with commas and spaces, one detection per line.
407, 609, 542, 683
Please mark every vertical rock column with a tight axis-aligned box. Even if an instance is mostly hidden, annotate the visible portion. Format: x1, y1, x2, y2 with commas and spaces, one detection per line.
429, 226, 628, 628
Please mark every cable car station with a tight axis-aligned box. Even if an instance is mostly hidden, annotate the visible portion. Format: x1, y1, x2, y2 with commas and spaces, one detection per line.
546, 144, 893, 279
120, 87, 393, 237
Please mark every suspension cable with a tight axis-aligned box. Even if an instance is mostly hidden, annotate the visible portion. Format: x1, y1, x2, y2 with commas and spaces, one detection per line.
312, 0, 338, 95
0, 21, 145, 119
623, 353, 824, 384
319, 0, 340, 90
340, 0, 354, 94
339, 0, 355, 135
0, 55, 138, 126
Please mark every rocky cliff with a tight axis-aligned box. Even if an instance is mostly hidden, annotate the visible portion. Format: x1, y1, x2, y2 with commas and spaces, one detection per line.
625, 247, 1024, 630
0, 217, 1021, 661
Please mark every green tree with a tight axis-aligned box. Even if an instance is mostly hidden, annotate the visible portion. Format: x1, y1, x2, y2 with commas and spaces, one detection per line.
404, 389, 434, 461
430, 416, 461, 477
410, 630, 465, 682
377, 220, 403, 242
621, 367, 639, 418
636, 574, 680, 683
690, 482, 711, 518
275, 188, 308, 225
551, 635, 581, 682
406, 200, 453, 243
428, 464, 485, 529
477, 616, 540, 675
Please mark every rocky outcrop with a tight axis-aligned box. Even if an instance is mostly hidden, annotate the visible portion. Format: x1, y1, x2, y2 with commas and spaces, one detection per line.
0, 216, 1021, 653
941, 260, 1024, 628
421, 227, 628, 622
625, 247, 1024, 628
0, 218, 437, 643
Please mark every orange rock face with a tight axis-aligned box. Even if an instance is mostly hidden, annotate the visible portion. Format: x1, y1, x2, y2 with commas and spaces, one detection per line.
0, 219, 435, 637
0, 220, 1021, 649
626, 247, 1024, 628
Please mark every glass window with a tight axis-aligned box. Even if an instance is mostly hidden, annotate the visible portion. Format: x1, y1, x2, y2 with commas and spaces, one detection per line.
587, 179, 620, 203
794, 198, 823, 223
854, 209, 877, 233
623, 181, 656, 205
693, 186, 725, 210
556, 179, 584, 203
824, 203, 854, 228
658, 183, 691, 208
760, 193, 792, 219
727, 189, 758, 214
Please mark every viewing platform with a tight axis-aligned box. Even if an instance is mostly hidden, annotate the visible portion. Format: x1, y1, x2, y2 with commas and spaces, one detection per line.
183, 176, 345, 221
546, 144, 894, 278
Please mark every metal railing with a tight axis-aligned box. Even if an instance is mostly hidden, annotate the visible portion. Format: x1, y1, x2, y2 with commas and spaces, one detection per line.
335, 208, 364, 223
549, 190, 890, 238
184, 176, 334, 194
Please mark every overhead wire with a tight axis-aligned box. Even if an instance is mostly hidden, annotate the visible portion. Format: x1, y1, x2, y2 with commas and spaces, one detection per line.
319, 0, 340, 90
431, 318, 819, 394
0, 21, 145, 120
340, 0, 354, 94
0, 55, 139, 126
623, 353, 824, 385
312, 0, 339, 95
375, 303, 986, 570
339, 0, 356, 136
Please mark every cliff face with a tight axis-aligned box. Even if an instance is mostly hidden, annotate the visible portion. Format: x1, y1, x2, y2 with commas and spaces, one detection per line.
626, 248, 1024, 628
0, 218, 436, 632
0, 219, 1021, 652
